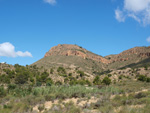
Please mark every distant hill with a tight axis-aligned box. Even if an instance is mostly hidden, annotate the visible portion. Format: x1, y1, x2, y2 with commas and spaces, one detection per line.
107, 46, 150, 69
33, 44, 150, 74
44, 44, 110, 64
33, 44, 109, 74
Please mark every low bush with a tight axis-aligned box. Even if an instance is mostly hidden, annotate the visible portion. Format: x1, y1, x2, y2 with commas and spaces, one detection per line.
102, 77, 111, 85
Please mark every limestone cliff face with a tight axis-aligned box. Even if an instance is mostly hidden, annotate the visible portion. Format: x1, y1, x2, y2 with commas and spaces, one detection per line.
44, 44, 110, 64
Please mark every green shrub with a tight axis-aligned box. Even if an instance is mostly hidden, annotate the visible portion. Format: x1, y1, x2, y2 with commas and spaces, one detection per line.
0, 86, 6, 98
36, 81, 42, 86
60, 74, 67, 77
46, 78, 53, 86
138, 75, 147, 82
119, 75, 123, 80
93, 76, 101, 85
50, 68, 54, 74
57, 67, 66, 74
45, 94, 55, 101
102, 77, 111, 85
134, 92, 146, 99
3, 104, 12, 109
77, 71, 85, 78
40, 71, 49, 83
108, 74, 112, 77
8, 84, 16, 91
38, 105, 45, 112
64, 78, 69, 83
146, 77, 150, 82
55, 81, 62, 86
15, 73, 28, 84
68, 73, 72, 76
69, 80, 78, 86
144, 65, 148, 70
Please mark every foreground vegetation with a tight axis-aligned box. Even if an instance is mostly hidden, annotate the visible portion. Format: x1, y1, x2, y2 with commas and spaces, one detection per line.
0, 64, 150, 113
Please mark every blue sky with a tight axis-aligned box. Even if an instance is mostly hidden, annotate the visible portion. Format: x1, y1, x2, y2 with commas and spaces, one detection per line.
0, 0, 150, 65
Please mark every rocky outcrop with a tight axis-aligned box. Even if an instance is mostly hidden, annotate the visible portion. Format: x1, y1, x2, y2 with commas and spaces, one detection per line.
44, 44, 110, 64
139, 53, 150, 57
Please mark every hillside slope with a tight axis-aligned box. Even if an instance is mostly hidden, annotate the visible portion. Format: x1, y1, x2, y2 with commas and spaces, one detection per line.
33, 44, 150, 73
107, 46, 150, 69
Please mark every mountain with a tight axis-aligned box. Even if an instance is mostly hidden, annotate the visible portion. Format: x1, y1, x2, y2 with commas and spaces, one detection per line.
107, 46, 150, 69
33, 44, 109, 74
33, 44, 150, 74
44, 44, 110, 64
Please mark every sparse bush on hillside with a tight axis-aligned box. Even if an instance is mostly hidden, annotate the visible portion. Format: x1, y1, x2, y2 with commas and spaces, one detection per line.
119, 75, 123, 80
15, 73, 28, 84
38, 71, 49, 83
59, 74, 67, 77
0, 86, 6, 98
36, 81, 42, 86
93, 76, 101, 85
69, 80, 78, 86
108, 74, 112, 77
102, 77, 111, 85
38, 105, 45, 112
68, 73, 72, 76
64, 78, 69, 83
137, 75, 150, 83
0, 74, 10, 84
46, 78, 54, 86
146, 77, 150, 82
144, 65, 148, 70
50, 68, 54, 74
57, 67, 66, 74
55, 81, 62, 86
8, 84, 17, 91
137, 75, 147, 82
77, 71, 85, 78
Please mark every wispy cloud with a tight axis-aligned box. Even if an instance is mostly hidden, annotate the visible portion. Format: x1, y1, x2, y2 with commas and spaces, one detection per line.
147, 37, 150, 43
43, 0, 57, 5
0, 42, 32, 57
115, 8, 125, 22
115, 0, 150, 26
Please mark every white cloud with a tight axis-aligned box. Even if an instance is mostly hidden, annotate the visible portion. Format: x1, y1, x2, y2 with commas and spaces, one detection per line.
128, 14, 141, 23
43, 0, 56, 5
115, 9, 125, 22
147, 37, 150, 42
115, 0, 150, 26
124, 0, 150, 12
0, 42, 32, 57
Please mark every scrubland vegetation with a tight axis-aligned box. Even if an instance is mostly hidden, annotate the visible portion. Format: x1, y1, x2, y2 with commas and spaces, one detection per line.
0, 64, 150, 113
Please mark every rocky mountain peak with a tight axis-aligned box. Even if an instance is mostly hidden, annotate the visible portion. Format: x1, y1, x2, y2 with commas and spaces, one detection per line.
44, 44, 110, 64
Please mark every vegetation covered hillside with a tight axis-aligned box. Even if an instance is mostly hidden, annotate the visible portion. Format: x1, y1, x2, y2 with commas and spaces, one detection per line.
0, 62, 150, 113
0, 45, 150, 113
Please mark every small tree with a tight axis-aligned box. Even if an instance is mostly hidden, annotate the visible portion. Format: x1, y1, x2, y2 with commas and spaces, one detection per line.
50, 68, 54, 74
46, 78, 53, 86
40, 71, 49, 83
93, 76, 101, 85
107, 74, 112, 77
146, 77, 150, 82
77, 71, 85, 78
0, 86, 6, 98
55, 81, 62, 86
15, 73, 28, 84
57, 67, 66, 74
144, 65, 148, 70
138, 75, 147, 82
102, 77, 111, 85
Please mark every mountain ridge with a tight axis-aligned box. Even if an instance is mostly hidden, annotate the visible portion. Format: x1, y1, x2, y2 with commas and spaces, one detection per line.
33, 44, 150, 72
